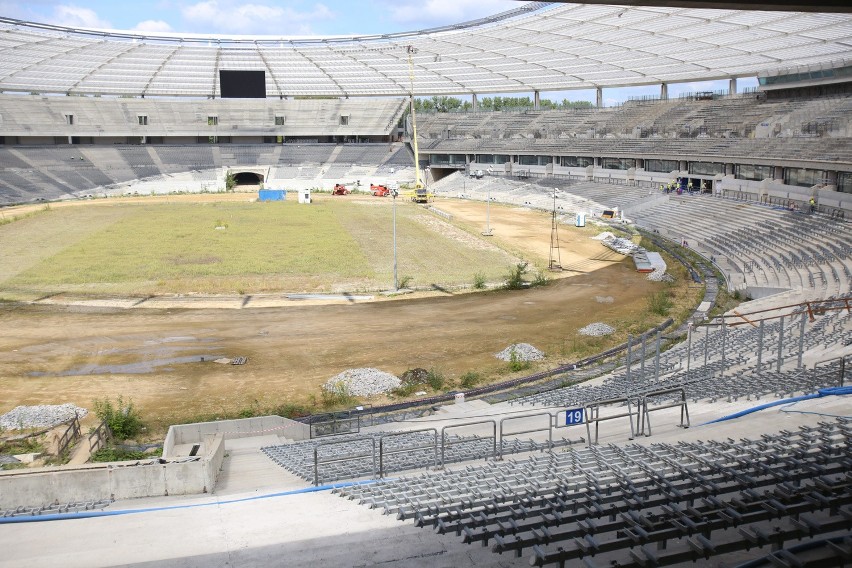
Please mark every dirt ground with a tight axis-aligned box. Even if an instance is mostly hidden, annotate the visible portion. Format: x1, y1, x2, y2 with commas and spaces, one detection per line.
0, 195, 684, 434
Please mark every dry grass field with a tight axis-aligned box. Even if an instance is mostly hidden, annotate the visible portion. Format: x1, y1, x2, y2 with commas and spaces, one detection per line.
0, 193, 703, 435
0, 195, 518, 298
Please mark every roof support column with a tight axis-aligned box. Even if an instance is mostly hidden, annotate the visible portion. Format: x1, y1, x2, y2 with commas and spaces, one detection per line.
534, 90, 540, 110
729, 78, 737, 95
596, 87, 603, 109
472, 93, 478, 112
660, 83, 668, 100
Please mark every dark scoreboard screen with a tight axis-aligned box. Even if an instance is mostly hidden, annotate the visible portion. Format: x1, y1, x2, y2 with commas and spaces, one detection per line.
219, 70, 266, 98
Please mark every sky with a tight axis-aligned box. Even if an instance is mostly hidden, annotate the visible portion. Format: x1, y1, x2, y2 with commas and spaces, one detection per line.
0, 0, 757, 105
0, 0, 522, 36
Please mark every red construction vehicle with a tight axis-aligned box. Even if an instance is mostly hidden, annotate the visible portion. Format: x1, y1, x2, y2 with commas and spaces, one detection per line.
370, 184, 391, 197
332, 183, 350, 195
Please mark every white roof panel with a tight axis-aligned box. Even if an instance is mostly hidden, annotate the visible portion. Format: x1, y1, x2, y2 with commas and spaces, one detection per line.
0, 4, 849, 96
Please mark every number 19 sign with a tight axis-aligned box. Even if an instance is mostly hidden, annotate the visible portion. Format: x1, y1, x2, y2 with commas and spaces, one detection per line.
565, 408, 584, 426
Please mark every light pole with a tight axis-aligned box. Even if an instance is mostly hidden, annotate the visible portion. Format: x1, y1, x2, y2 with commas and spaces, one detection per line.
482, 167, 493, 236
548, 188, 562, 271
392, 187, 398, 290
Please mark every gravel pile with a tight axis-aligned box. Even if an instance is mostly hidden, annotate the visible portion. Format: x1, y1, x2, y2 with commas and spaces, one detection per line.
592, 231, 615, 241
646, 269, 675, 282
595, 296, 614, 303
495, 343, 545, 362
0, 404, 88, 430
578, 322, 616, 336
601, 236, 640, 255
323, 368, 401, 397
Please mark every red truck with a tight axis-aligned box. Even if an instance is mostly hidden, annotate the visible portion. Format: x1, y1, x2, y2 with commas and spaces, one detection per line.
332, 184, 350, 195
370, 184, 391, 197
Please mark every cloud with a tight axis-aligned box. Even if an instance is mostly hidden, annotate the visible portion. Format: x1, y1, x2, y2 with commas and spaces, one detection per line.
132, 20, 174, 33
0, 1, 30, 21
381, 0, 517, 27
48, 5, 113, 30
180, 1, 334, 35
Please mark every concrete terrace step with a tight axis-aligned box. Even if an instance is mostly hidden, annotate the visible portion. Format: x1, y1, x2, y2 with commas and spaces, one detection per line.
433, 399, 492, 417
214, 434, 300, 495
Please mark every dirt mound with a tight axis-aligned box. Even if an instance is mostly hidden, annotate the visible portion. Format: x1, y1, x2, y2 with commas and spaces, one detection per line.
399, 368, 429, 388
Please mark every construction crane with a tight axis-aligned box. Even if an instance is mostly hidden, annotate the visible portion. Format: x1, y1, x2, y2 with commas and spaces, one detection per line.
406, 45, 424, 191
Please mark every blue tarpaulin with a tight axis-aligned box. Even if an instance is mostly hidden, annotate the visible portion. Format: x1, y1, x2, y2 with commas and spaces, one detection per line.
258, 189, 286, 201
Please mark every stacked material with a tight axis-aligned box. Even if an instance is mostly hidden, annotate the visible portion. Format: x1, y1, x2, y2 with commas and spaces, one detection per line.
600, 235, 640, 255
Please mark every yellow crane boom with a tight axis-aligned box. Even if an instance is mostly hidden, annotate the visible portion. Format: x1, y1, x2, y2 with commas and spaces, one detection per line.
406, 45, 423, 190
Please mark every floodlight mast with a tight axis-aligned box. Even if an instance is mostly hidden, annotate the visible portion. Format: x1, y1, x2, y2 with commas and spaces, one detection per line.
549, 189, 562, 271
406, 45, 423, 190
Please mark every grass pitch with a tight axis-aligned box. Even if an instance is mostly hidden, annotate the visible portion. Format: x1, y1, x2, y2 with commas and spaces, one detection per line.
0, 197, 519, 296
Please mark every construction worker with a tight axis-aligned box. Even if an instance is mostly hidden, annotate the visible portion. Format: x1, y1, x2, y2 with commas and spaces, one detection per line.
809, 197, 816, 213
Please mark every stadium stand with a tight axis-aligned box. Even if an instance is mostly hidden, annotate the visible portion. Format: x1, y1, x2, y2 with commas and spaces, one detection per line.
0, 95, 406, 140
1, 4, 851, 567
335, 419, 851, 567
416, 94, 852, 141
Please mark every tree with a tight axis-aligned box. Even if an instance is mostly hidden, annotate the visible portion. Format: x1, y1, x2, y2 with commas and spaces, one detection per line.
93, 396, 142, 440
413, 96, 471, 113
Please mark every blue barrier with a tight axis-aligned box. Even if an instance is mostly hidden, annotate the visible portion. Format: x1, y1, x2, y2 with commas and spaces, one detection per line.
700, 386, 852, 425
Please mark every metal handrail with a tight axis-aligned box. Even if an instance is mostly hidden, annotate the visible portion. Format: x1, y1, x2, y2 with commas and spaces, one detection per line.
441, 420, 496, 466
813, 354, 851, 387
56, 413, 81, 457
313, 436, 376, 486
638, 387, 690, 437
584, 396, 639, 446
379, 428, 438, 478
498, 413, 552, 458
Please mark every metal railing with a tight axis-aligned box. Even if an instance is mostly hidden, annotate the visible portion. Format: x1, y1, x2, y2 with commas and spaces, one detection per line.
309, 410, 360, 439
637, 387, 690, 437
584, 397, 639, 446
498, 412, 552, 458
313, 436, 376, 486
88, 420, 112, 454
441, 420, 497, 466
378, 428, 438, 478
813, 354, 851, 387
56, 413, 82, 457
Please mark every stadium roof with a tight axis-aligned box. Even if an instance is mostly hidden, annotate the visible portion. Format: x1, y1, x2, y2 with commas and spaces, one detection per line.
0, 2, 850, 98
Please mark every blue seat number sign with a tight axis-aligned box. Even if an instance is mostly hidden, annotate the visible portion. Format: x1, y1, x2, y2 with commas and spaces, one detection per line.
565, 408, 584, 425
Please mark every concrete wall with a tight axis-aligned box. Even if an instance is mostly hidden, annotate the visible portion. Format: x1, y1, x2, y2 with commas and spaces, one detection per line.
0, 434, 224, 510
163, 415, 309, 458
